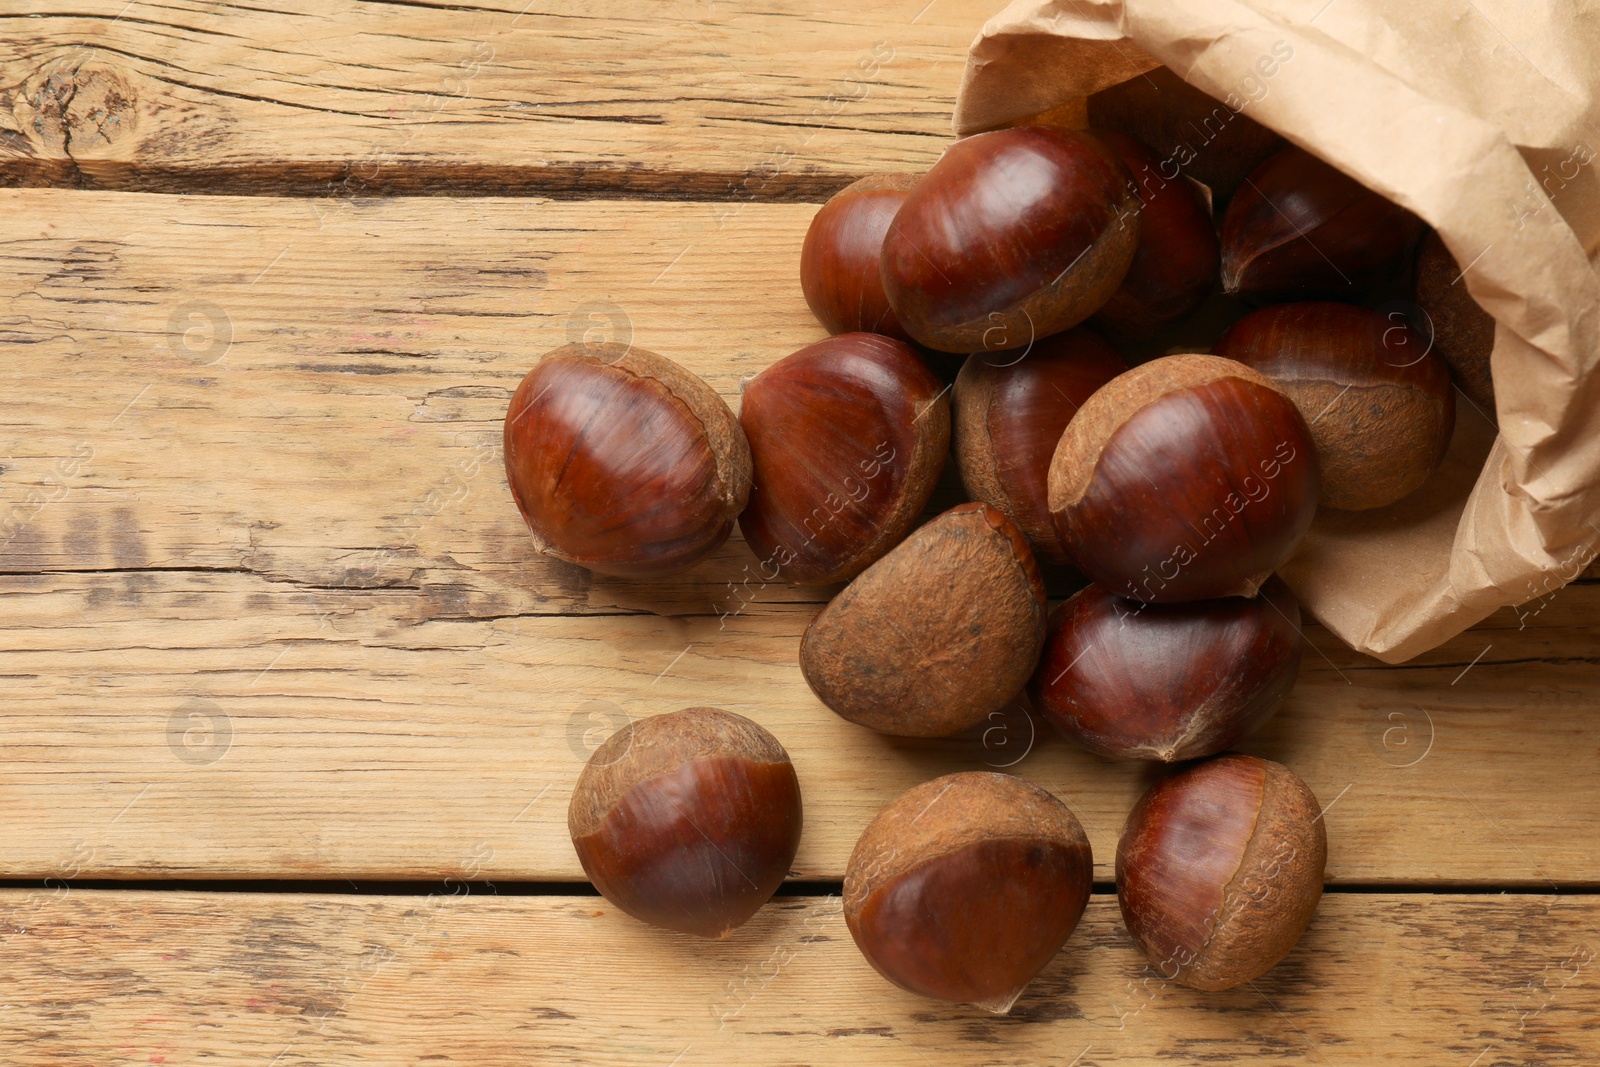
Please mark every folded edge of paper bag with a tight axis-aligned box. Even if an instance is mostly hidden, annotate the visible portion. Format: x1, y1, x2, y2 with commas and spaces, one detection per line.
953, 0, 1600, 662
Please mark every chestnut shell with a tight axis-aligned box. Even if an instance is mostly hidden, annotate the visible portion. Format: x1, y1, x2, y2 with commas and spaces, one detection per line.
504, 343, 751, 577
1214, 302, 1455, 511
737, 332, 949, 585
1087, 129, 1221, 341
800, 503, 1047, 737
1117, 754, 1327, 990
1029, 578, 1303, 761
1048, 354, 1320, 603
953, 328, 1127, 567
1220, 146, 1423, 302
1086, 65, 1286, 202
800, 173, 919, 341
1414, 229, 1496, 418
569, 707, 802, 939
881, 126, 1140, 353
844, 772, 1093, 1012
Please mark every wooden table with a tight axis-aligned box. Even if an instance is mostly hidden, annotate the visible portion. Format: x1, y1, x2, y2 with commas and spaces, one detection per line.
1, 2, 1596, 1063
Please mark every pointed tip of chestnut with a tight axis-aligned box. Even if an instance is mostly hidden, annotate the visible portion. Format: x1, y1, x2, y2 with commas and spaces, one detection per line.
737, 332, 948, 585
1117, 754, 1327, 990
569, 707, 802, 939
882, 126, 1140, 353
1214, 302, 1455, 511
801, 503, 1047, 737
1047, 353, 1320, 603
952, 328, 1126, 568
503, 343, 751, 577
845, 772, 1093, 1011
801, 173, 921, 342
1030, 579, 1303, 762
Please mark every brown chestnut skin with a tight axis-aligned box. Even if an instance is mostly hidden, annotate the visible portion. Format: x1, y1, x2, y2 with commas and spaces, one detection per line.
801, 503, 1047, 737
1048, 354, 1320, 603
504, 343, 751, 577
569, 707, 802, 939
1030, 578, 1303, 762
738, 333, 949, 585
881, 126, 1140, 354
801, 173, 918, 341
1414, 228, 1496, 418
1117, 754, 1327, 991
844, 772, 1092, 1012
1215, 302, 1455, 511
1221, 146, 1423, 302
1087, 129, 1221, 341
953, 328, 1126, 567
1086, 66, 1286, 203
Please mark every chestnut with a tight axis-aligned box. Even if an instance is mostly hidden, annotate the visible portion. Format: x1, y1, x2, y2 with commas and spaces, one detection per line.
1117, 754, 1327, 991
844, 772, 1092, 1012
504, 342, 750, 577
952, 328, 1126, 567
1414, 228, 1496, 417
801, 503, 1047, 737
737, 332, 948, 585
1085, 65, 1286, 202
1029, 578, 1303, 762
1047, 353, 1319, 603
881, 126, 1140, 353
568, 706, 802, 939
1214, 302, 1455, 511
800, 173, 918, 341
1220, 146, 1422, 302
1087, 129, 1221, 341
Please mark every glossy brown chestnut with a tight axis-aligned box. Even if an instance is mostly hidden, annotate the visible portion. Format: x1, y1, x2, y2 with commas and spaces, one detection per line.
844, 772, 1092, 1012
1029, 578, 1303, 761
1117, 754, 1327, 990
569, 707, 802, 939
881, 126, 1140, 353
1047, 354, 1320, 603
1086, 64, 1286, 202
1414, 228, 1496, 417
1087, 129, 1221, 341
1220, 146, 1423, 302
801, 503, 1047, 737
504, 343, 751, 577
953, 328, 1126, 567
738, 332, 948, 585
1215, 302, 1455, 510
800, 173, 918, 341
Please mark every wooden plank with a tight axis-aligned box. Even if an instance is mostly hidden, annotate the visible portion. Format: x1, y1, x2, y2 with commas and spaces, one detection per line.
0, 0, 986, 196
1, 189, 1598, 884
1, 890, 1595, 1064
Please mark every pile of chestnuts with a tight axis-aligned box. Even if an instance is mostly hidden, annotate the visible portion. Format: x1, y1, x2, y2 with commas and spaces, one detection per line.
504, 67, 1485, 1010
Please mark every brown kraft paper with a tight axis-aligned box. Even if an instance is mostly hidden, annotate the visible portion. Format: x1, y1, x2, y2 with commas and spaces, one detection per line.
951, 0, 1600, 662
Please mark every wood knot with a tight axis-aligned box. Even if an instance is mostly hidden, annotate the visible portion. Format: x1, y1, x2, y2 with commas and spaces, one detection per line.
13, 56, 138, 159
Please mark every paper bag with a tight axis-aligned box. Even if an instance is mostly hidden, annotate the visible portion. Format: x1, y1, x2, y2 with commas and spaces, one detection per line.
952, 0, 1600, 662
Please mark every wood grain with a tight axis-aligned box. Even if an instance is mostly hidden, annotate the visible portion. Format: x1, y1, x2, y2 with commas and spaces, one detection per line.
0, 0, 984, 197
1, 889, 1595, 1065
1, 188, 1598, 884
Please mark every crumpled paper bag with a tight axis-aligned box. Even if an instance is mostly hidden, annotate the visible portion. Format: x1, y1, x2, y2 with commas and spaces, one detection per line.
953, 0, 1600, 662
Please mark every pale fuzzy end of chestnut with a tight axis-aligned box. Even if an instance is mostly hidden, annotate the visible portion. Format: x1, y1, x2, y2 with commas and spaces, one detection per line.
567, 706, 789, 839
799, 503, 1046, 737
1178, 760, 1327, 991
